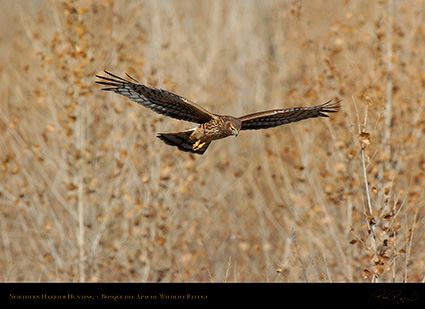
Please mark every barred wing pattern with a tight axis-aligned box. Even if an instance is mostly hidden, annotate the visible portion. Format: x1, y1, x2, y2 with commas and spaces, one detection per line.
96, 71, 216, 124
96, 70, 341, 154
238, 100, 341, 130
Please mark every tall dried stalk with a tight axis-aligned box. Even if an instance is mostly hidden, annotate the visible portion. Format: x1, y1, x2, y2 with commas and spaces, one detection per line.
76, 97, 86, 283
358, 104, 379, 282
378, 0, 395, 214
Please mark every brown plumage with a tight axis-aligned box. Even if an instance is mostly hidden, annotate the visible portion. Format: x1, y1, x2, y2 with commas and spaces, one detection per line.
96, 71, 340, 155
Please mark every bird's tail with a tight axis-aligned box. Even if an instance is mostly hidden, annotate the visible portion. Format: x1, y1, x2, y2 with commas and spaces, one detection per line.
157, 129, 211, 155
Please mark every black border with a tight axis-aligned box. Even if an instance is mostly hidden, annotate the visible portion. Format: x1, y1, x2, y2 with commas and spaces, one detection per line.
2, 283, 424, 306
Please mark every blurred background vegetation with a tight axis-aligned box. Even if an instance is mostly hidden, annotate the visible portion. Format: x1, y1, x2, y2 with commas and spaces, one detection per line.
1, 0, 424, 282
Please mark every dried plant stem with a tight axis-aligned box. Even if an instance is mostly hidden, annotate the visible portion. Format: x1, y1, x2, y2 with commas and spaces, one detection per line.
404, 210, 418, 282
360, 106, 373, 219
360, 145, 378, 264
77, 104, 86, 283
77, 174, 85, 282
383, 0, 394, 157
360, 148, 373, 224
290, 230, 308, 283
378, 0, 395, 214
223, 256, 232, 283
359, 105, 379, 282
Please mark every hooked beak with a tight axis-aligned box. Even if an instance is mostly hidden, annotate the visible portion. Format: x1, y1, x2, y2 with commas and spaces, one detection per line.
232, 128, 239, 137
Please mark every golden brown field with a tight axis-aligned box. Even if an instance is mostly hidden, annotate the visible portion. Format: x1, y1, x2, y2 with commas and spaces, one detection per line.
1, 0, 424, 282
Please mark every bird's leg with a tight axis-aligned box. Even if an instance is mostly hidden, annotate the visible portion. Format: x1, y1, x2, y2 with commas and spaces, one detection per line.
193, 140, 206, 151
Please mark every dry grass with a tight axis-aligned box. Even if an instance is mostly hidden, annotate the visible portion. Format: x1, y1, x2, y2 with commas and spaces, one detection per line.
1, 0, 424, 282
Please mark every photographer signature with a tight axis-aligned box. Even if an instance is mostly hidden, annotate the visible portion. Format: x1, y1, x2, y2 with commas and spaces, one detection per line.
369, 289, 419, 305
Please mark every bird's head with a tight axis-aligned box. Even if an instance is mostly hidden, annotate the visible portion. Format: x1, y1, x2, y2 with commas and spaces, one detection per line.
226, 119, 241, 137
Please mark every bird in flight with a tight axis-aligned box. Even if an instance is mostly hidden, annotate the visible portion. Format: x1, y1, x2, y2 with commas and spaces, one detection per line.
96, 71, 340, 155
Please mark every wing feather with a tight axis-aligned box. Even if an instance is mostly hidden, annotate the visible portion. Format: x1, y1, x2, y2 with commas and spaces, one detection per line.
238, 99, 341, 130
96, 71, 215, 124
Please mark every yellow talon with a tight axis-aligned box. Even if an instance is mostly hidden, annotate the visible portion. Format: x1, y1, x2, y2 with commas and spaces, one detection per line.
193, 140, 206, 151
193, 140, 201, 149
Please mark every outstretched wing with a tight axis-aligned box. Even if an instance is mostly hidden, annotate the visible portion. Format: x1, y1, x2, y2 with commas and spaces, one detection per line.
95, 71, 216, 124
238, 99, 341, 130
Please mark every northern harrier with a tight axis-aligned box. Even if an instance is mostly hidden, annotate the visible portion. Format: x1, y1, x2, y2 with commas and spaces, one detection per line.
96, 71, 340, 155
